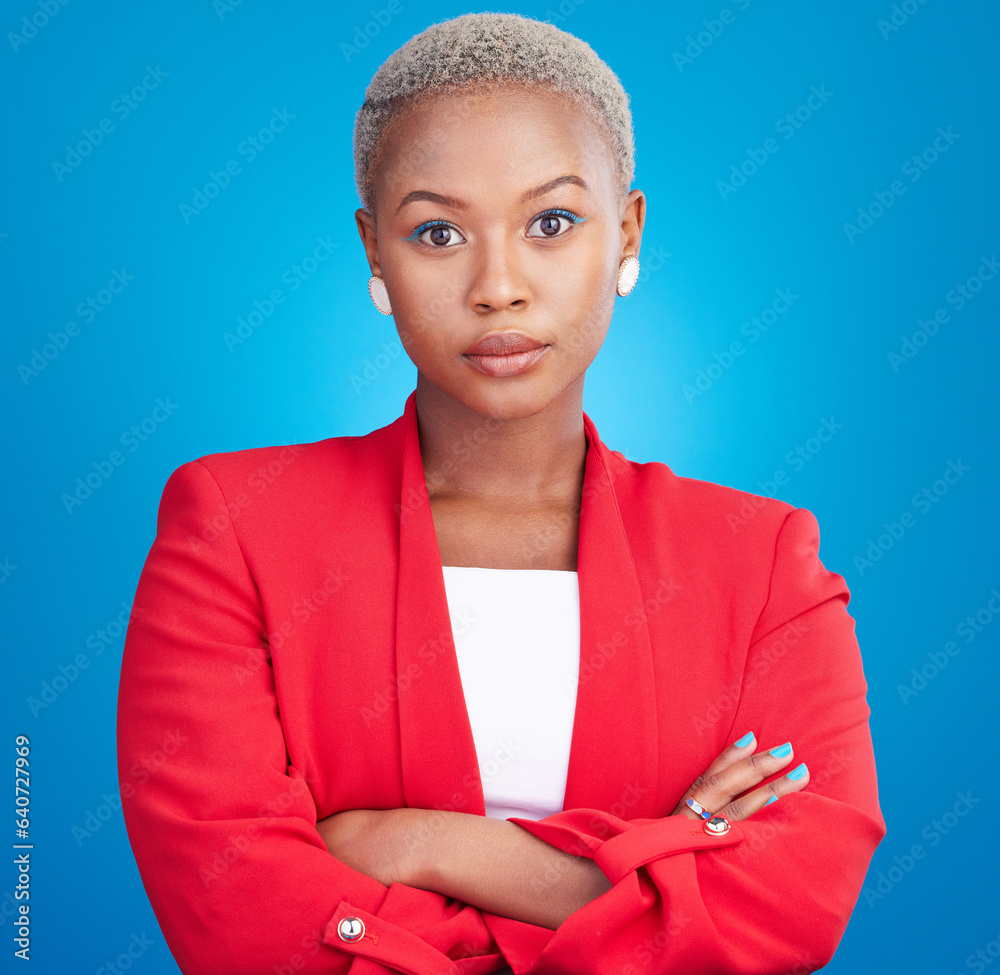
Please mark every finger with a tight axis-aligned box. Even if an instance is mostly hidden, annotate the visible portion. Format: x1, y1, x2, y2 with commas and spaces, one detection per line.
701, 730, 758, 778
683, 741, 797, 819
716, 762, 810, 822
673, 731, 758, 819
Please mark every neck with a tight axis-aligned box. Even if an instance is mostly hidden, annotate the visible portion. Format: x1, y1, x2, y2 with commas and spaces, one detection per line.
414, 373, 588, 504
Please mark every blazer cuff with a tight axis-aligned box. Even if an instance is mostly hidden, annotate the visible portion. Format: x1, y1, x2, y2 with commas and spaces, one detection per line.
592, 815, 744, 884
323, 897, 457, 974
507, 808, 744, 885
322, 882, 507, 975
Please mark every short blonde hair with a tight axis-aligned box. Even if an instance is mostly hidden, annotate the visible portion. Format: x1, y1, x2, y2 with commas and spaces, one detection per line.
353, 12, 635, 215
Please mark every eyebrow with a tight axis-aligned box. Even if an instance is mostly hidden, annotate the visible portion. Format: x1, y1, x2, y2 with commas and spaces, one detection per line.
394, 174, 589, 214
522, 174, 589, 202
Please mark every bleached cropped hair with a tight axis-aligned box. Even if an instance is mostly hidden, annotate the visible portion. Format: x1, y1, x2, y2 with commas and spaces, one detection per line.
352, 11, 635, 215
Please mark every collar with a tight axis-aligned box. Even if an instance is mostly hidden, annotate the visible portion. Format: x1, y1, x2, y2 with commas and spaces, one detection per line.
393, 391, 661, 818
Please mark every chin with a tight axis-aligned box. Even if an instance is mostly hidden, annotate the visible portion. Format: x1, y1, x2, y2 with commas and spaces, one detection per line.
459, 376, 576, 422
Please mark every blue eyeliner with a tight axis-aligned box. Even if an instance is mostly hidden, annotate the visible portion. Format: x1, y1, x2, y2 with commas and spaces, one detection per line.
397, 220, 459, 242
538, 208, 586, 224
398, 208, 587, 243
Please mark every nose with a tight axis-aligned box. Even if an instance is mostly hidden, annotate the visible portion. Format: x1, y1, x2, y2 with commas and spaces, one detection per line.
466, 235, 531, 314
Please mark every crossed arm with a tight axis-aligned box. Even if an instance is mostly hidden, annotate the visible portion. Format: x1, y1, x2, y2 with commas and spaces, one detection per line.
120, 465, 884, 973
315, 730, 813, 930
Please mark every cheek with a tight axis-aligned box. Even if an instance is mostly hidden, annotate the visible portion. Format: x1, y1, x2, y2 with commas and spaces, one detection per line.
559, 245, 617, 337
385, 252, 464, 321
544, 237, 614, 302
381, 256, 459, 351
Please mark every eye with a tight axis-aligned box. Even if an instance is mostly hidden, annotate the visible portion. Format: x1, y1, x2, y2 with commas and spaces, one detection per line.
403, 221, 467, 247
526, 208, 586, 238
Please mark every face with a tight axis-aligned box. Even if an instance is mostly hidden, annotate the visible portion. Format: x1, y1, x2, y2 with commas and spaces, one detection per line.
355, 84, 645, 421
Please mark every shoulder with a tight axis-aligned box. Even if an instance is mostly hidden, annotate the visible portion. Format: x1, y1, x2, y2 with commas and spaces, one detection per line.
160, 411, 405, 505
608, 450, 844, 616
607, 448, 797, 546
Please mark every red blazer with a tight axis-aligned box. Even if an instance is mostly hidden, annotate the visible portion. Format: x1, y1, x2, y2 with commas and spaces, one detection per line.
117, 390, 885, 975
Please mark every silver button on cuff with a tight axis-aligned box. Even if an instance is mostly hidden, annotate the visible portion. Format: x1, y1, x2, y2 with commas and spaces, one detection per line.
704, 815, 732, 836
337, 916, 365, 942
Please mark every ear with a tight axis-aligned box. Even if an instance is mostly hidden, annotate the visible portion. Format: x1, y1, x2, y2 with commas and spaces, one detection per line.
355, 207, 382, 277
619, 188, 646, 260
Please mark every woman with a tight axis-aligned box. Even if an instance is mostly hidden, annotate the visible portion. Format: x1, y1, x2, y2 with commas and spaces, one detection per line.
117, 13, 885, 975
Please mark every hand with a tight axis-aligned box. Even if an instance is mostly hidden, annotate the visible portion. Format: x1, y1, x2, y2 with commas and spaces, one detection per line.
671, 732, 810, 822
315, 807, 417, 887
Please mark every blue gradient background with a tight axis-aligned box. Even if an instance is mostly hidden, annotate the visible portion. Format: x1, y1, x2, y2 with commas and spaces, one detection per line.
2, 1, 998, 972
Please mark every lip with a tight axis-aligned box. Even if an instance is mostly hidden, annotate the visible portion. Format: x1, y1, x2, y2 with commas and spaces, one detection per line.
463, 330, 546, 356
461, 330, 550, 378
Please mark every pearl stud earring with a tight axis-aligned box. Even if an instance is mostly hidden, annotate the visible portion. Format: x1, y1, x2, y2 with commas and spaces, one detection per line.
368, 275, 392, 315
617, 256, 640, 297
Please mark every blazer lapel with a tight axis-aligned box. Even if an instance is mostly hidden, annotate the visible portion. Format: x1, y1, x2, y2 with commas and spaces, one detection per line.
393, 392, 661, 820
563, 414, 660, 818
394, 391, 485, 813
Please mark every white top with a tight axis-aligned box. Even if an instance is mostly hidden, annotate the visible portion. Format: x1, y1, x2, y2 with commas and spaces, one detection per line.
441, 565, 580, 822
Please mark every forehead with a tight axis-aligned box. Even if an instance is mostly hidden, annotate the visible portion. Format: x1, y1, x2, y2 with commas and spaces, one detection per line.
374, 84, 616, 208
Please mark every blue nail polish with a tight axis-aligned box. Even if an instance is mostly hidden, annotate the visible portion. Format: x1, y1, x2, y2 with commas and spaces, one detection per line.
769, 742, 792, 758
786, 763, 808, 781
734, 732, 755, 748
764, 795, 778, 806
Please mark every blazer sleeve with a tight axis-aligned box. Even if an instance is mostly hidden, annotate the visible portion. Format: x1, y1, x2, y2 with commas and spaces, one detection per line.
116, 461, 505, 975
488, 506, 887, 975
